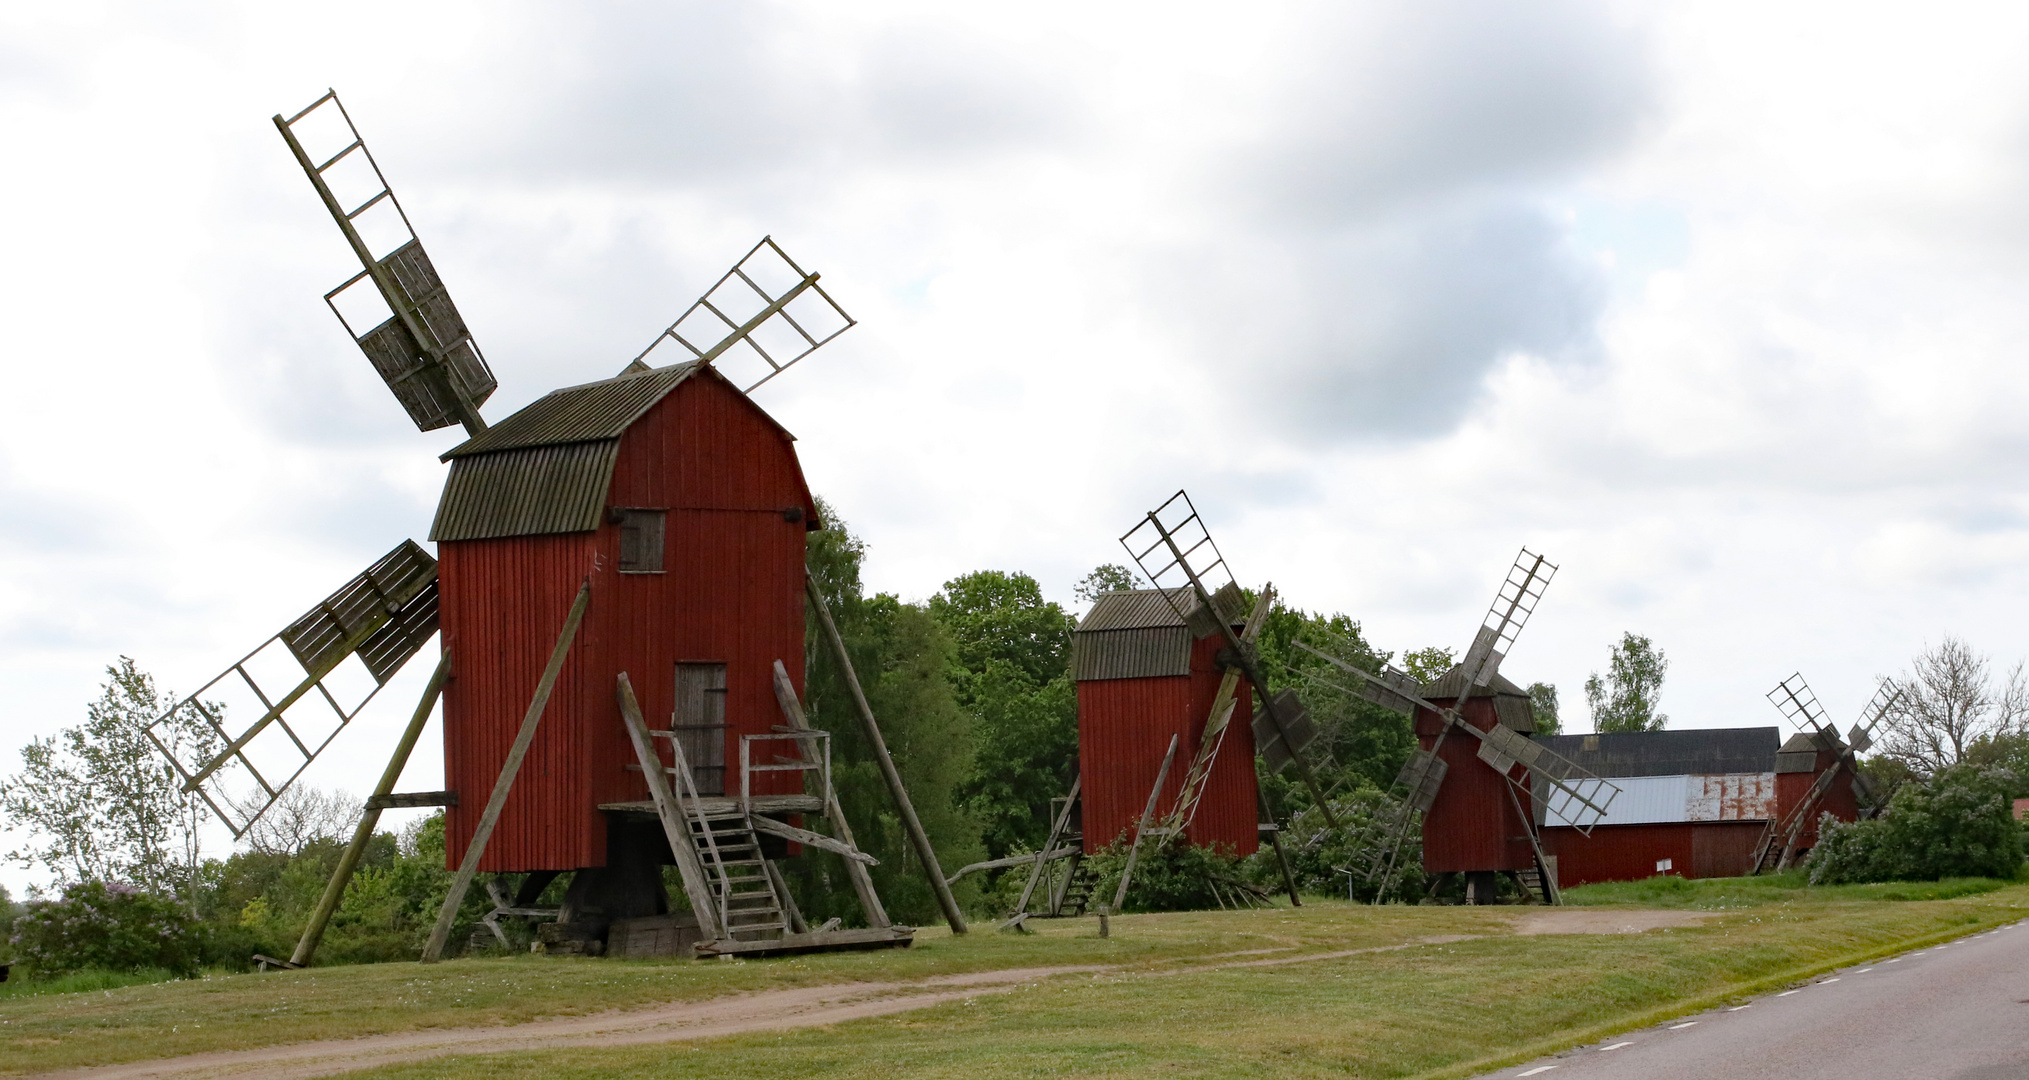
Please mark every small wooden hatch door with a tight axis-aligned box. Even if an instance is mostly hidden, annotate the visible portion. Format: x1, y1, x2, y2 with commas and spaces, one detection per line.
673, 662, 728, 795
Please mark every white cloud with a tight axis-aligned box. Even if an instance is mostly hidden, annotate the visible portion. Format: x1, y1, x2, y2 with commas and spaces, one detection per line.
8, 0, 2029, 892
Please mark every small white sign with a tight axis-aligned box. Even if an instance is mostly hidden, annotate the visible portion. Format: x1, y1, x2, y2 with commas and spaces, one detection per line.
1656, 858, 1674, 872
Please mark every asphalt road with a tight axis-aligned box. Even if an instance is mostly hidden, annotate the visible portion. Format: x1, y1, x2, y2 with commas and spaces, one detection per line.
1486, 917, 2029, 1080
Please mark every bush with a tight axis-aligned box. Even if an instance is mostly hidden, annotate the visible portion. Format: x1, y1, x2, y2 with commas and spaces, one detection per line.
8, 881, 202, 978
1251, 788, 1423, 903
1808, 765, 2025, 884
1084, 839, 1258, 912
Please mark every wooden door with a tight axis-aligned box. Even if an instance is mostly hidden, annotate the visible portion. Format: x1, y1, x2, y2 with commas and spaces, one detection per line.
672, 662, 728, 795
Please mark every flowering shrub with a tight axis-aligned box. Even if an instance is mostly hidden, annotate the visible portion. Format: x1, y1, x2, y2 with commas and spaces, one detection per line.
1808, 765, 2025, 884
9, 880, 201, 977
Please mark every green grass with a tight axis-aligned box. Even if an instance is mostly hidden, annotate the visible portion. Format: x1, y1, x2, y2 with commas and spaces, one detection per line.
1559, 870, 2023, 909
2, 882, 2025, 1079
0, 967, 200, 1000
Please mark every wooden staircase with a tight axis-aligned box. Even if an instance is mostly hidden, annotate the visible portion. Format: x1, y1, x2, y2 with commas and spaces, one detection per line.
685, 809, 790, 942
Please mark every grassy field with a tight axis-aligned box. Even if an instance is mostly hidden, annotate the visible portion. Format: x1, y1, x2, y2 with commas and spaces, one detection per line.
3, 878, 2025, 1079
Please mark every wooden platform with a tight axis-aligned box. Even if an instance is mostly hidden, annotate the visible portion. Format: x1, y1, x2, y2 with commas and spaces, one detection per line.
598, 795, 826, 817
691, 925, 915, 958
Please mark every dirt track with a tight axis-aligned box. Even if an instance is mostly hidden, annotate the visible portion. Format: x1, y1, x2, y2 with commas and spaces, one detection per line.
28, 913, 1702, 1080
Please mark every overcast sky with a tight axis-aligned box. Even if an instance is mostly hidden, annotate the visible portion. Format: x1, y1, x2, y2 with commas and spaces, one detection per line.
8, 1, 2029, 892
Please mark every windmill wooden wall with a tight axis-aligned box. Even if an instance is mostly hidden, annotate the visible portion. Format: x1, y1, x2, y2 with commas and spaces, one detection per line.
1415, 672, 1539, 875
1773, 733, 1858, 851
432, 363, 820, 872
1072, 590, 1258, 856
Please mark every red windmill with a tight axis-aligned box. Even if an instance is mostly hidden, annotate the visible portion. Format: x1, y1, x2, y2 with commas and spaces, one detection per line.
146, 90, 964, 966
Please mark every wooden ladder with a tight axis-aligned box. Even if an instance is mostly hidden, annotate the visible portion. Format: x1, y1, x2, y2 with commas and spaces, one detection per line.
685, 810, 790, 942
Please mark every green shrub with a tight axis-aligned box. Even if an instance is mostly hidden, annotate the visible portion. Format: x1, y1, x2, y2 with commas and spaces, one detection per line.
1084, 839, 1258, 912
8, 881, 201, 978
1809, 765, 2025, 884
1251, 788, 1423, 903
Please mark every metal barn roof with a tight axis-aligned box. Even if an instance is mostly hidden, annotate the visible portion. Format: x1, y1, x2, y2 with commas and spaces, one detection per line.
1539, 727, 1781, 779
430, 363, 803, 543
1071, 587, 1242, 682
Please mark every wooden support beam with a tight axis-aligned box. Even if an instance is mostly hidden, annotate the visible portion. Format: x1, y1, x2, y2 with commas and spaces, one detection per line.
291, 652, 450, 968
421, 579, 591, 962
947, 847, 1079, 886
1003, 774, 1082, 927
617, 671, 724, 942
1111, 734, 1180, 916
748, 815, 878, 864
366, 791, 458, 810
805, 575, 967, 934
772, 659, 890, 928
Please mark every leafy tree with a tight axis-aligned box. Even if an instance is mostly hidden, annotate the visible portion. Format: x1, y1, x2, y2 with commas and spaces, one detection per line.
1807, 764, 2024, 884
1400, 647, 1456, 685
929, 570, 1077, 861
1880, 636, 2028, 773
1966, 730, 2029, 798
1254, 602, 1412, 802
796, 499, 985, 925
1, 659, 219, 893
1585, 633, 1669, 733
1527, 682, 1560, 736
8, 881, 202, 978
1073, 563, 1144, 604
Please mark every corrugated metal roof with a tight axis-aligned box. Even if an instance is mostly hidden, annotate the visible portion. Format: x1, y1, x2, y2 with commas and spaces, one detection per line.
1071, 626, 1193, 681
1545, 772, 1776, 827
1075, 588, 1197, 632
1540, 727, 1780, 779
441, 364, 699, 460
430, 440, 621, 541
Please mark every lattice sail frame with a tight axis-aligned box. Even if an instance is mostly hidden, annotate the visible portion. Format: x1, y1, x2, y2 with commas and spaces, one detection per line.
1120, 490, 1238, 627
146, 541, 440, 839
276, 90, 496, 433
633, 237, 858, 393
1459, 548, 1556, 689
1768, 673, 1842, 749
1847, 680, 1903, 755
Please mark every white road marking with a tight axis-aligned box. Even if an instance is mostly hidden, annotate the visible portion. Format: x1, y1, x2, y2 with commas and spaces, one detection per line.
1885, 958, 1902, 963
1822, 978, 1840, 983
1519, 1067, 1558, 1076
1600, 1043, 1634, 1051
1854, 968, 1874, 974
1670, 1022, 1698, 1030
1729, 1005, 1752, 1011
1778, 990, 1802, 996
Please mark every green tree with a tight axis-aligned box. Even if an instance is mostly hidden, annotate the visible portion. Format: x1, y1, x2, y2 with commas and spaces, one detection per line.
1585, 633, 1669, 733
1, 659, 218, 892
1807, 764, 2024, 884
929, 570, 1078, 861
1528, 682, 1561, 736
797, 499, 985, 925
1254, 603, 1412, 802
1400, 647, 1457, 685
1073, 563, 1144, 604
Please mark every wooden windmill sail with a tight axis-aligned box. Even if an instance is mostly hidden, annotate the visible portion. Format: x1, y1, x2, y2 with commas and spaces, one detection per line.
1303, 549, 1619, 904
141, 89, 959, 967
1750, 674, 1900, 873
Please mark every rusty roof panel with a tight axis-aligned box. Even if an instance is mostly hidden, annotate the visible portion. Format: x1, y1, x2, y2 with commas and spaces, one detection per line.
442, 364, 698, 460
430, 440, 620, 541
1071, 626, 1193, 681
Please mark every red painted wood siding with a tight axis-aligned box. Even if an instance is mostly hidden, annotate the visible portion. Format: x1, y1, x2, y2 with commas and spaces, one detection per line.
440, 370, 818, 871
1416, 697, 1535, 874
1774, 748, 1858, 850
1544, 821, 1765, 887
1075, 634, 1258, 857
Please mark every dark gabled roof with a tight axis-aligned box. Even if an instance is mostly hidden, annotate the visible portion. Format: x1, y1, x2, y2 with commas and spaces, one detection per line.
1070, 586, 1245, 682
1074, 588, 1196, 632
429, 363, 806, 543
1419, 664, 1529, 701
440, 363, 700, 460
1539, 727, 1781, 779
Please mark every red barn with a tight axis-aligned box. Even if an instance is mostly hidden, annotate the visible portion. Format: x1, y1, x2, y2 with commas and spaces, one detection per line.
1070, 589, 1258, 855
429, 362, 818, 880
1539, 727, 1862, 887
1415, 669, 1540, 889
